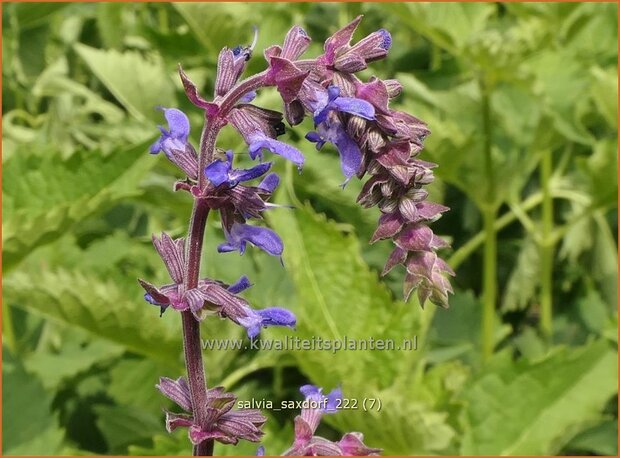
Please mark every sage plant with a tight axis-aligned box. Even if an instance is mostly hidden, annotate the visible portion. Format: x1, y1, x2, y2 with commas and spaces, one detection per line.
139, 16, 452, 456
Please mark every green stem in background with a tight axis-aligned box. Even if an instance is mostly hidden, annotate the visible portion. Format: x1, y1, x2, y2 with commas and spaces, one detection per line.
449, 192, 543, 270
480, 76, 497, 362
539, 149, 554, 341
482, 206, 497, 361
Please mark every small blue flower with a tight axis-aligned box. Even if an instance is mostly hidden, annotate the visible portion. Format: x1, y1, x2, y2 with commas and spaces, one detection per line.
227, 275, 252, 294
239, 306, 297, 339
306, 116, 362, 185
150, 107, 190, 158
299, 385, 342, 413
218, 222, 284, 258
205, 151, 272, 188
248, 132, 305, 170
305, 86, 374, 185
313, 85, 375, 125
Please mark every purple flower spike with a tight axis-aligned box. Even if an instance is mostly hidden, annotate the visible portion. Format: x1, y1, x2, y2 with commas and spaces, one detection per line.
205, 151, 272, 188
218, 222, 284, 258
256, 445, 265, 456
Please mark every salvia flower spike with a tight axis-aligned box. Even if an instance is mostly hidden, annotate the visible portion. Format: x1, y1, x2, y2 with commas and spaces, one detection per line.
142, 16, 452, 456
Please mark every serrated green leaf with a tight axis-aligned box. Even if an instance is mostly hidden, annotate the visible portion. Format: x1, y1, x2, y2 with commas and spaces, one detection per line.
2, 141, 155, 271
74, 44, 175, 122
460, 340, 618, 455
269, 200, 458, 454
4, 269, 182, 366
24, 328, 123, 390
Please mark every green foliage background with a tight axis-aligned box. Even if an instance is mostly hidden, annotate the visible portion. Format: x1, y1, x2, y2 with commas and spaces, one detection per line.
2, 2, 618, 456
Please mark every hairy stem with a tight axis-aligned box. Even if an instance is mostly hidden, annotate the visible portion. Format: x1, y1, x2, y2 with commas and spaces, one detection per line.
180, 71, 278, 455
539, 148, 554, 341
181, 198, 212, 456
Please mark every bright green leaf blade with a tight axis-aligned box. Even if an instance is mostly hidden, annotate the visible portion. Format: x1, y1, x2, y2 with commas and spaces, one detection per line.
460, 340, 618, 455
2, 140, 155, 271
4, 269, 182, 366
74, 44, 175, 122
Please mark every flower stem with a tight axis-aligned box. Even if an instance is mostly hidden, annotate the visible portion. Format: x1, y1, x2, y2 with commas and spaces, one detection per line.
479, 76, 497, 362
181, 198, 213, 456
539, 148, 554, 342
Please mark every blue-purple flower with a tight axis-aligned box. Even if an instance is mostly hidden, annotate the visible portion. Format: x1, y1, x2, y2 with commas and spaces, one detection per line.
313, 85, 375, 125
218, 222, 284, 258
229, 105, 305, 169
205, 151, 272, 188
305, 86, 375, 184
238, 306, 297, 339
282, 384, 380, 456
150, 107, 199, 179
150, 107, 190, 156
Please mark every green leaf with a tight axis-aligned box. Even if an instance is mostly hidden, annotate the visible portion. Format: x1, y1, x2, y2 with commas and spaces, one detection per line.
502, 237, 540, 312
94, 404, 162, 453
172, 3, 253, 55
108, 358, 177, 415
460, 340, 618, 455
74, 44, 175, 122
590, 67, 618, 128
269, 201, 459, 454
4, 269, 182, 366
564, 419, 618, 455
24, 327, 123, 390
2, 140, 155, 271
2, 349, 65, 455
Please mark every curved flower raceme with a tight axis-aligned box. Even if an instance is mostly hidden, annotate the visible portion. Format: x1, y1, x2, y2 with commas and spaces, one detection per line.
145, 16, 454, 456
263, 17, 452, 306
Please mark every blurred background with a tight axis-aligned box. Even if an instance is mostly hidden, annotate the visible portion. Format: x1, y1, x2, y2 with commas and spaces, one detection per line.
2, 2, 618, 456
